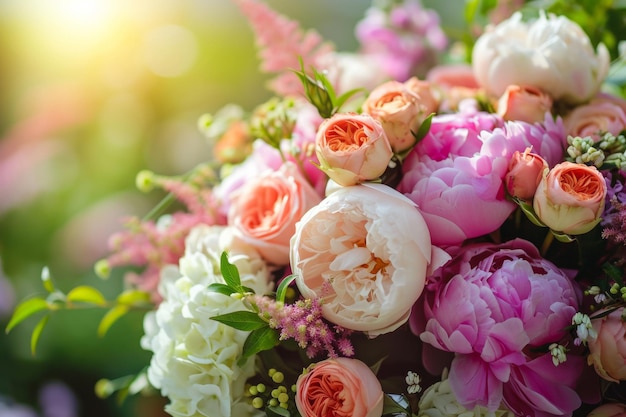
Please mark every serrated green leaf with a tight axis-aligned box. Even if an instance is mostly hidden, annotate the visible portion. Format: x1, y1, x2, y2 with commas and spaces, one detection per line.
220, 252, 241, 290
6, 297, 49, 334
266, 406, 291, 417
207, 283, 237, 296
238, 326, 279, 367
211, 311, 267, 331
117, 289, 151, 306
98, 305, 129, 337
31, 314, 50, 355
67, 285, 107, 306
41, 267, 54, 293
276, 274, 297, 303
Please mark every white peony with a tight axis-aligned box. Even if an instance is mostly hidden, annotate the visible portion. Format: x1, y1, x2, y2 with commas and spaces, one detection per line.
141, 225, 272, 417
472, 11, 609, 105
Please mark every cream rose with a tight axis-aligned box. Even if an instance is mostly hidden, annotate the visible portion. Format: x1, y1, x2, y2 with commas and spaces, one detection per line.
228, 162, 321, 265
472, 12, 610, 105
564, 95, 626, 140
497, 85, 552, 123
291, 183, 445, 337
533, 162, 606, 235
587, 307, 626, 383
295, 358, 384, 417
362, 77, 439, 152
315, 113, 393, 186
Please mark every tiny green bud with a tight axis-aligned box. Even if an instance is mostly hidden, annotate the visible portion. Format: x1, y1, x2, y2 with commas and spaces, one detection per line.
256, 383, 266, 394
280, 402, 289, 409
251, 397, 264, 409
135, 170, 156, 192
269, 398, 278, 407
278, 392, 289, 403
94, 259, 111, 280
272, 371, 285, 384
249, 386, 258, 396
291, 384, 297, 393
271, 388, 281, 399
94, 379, 115, 399
268, 368, 276, 378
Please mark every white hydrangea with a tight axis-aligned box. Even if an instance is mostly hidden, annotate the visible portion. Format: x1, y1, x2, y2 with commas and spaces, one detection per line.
141, 225, 272, 417
417, 371, 514, 417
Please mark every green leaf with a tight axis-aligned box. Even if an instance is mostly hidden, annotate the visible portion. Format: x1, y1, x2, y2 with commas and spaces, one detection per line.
67, 285, 107, 306
207, 283, 237, 296
220, 252, 241, 290
6, 297, 49, 334
30, 314, 50, 355
275, 274, 297, 303
514, 198, 547, 228
552, 230, 576, 243
211, 311, 267, 331
41, 267, 54, 293
412, 113, 434, 142
116, 289, 151, 306
98, 305, 129, 337
238, 326, 279, 367
266, 406, 291, 417
382, 393, 412, 416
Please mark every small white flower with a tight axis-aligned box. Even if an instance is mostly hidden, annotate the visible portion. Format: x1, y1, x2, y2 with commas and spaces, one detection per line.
549, 343, 567, 367
405, 371, 422, 395
572, 312, 597, 344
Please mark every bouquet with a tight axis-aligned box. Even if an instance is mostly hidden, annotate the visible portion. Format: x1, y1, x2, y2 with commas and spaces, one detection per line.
7, 0, 626, 416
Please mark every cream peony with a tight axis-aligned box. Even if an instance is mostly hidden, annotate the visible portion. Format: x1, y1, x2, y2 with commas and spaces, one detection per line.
291, 183, 446, 337
141, 225, 272, 417
472, 12, 609, 105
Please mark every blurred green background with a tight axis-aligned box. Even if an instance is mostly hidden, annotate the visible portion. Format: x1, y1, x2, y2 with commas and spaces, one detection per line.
0, 1, 459, 416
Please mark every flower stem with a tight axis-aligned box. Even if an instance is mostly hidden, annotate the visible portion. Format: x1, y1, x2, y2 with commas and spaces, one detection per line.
540, 231, 554, 257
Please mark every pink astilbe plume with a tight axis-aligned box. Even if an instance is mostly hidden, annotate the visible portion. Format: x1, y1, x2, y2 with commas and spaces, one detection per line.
103, 172, 223, 303
252, 294, 354, 359
234, 0, 334, 96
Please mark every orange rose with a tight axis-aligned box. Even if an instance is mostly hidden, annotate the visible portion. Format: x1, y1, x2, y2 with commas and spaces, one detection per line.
228, 162, 321, 265
315, 113, 392, 186
295, 358, 384, 417
533, 162, 606, 235
588, 307, 626, 383
497, 85, 552, 123
505, 148, 548, 201
362, 77, 438, 152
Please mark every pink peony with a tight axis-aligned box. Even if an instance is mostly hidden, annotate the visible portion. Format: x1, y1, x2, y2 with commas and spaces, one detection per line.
400, 107, 566, 246
413, 239, 583, 416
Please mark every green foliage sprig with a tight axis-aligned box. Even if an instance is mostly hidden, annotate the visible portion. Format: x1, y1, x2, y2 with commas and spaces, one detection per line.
5, 266, 153, 355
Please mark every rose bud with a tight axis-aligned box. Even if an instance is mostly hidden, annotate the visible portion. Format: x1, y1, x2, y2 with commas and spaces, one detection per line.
533, 161, 606, 235
315, 112, 393, 186
497, 85, 553, 123
362, 77, 439, 153
587, 307, 626, 383
505, 148, 548, 201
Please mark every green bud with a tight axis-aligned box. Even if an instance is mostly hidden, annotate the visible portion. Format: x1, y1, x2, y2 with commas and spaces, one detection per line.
251, 397, 264, 409
135, 170, 156, 193
94, 259, 111, 280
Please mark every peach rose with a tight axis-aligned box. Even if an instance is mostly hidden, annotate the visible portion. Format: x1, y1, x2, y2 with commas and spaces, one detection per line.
315, 113, 393, 186
497, 85, 553, 123
426, 64, 481, 112
533, 161, 606, 235
587, 307, 626, 383
564, 96, 626, 140
228, 162, 321, 265
295, 357, 384, 417
362, 77, 439, 152
588, 403, 626, 417
291, 183, 447, 337
505, 148, 548, 201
